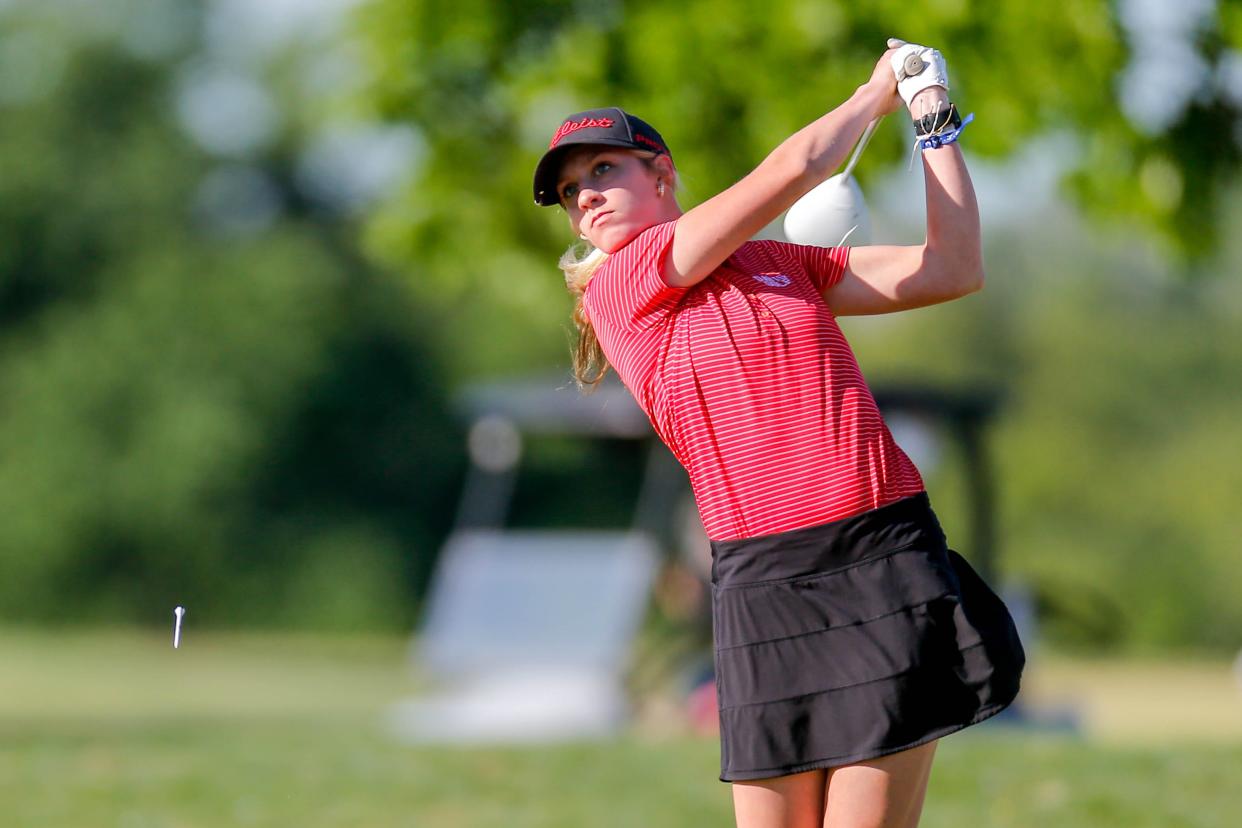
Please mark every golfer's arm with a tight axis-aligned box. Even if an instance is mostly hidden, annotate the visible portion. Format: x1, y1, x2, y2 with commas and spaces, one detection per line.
663, 84, 888, 288
823, 143, 984, 316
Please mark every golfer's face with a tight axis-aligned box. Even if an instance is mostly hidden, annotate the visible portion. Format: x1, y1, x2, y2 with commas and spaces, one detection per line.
557, 149, 661, 253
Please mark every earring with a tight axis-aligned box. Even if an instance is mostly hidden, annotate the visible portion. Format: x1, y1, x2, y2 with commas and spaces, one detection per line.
657, 181, 666, 197
579, 233, 588, 240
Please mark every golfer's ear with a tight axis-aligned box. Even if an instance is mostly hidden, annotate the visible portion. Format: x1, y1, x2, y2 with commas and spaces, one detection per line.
654, 154, 676, 184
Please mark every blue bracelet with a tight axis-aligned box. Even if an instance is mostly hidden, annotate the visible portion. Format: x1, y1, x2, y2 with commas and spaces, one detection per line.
918, 112, 974, 150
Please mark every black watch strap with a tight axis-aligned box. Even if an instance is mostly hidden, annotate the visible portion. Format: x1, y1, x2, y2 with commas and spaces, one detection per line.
913, 103, 962, 137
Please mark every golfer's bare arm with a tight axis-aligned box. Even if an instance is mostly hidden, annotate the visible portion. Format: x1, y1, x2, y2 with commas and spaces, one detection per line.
822, 139, 984, 316
663, 56, 900, 288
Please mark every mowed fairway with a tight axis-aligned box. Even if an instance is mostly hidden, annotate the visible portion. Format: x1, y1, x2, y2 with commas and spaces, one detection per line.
1, 630, 1239, 827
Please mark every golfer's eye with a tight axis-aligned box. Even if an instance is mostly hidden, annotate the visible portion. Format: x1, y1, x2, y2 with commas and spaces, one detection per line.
559, 183, 579, 202
592, 162, 612, 178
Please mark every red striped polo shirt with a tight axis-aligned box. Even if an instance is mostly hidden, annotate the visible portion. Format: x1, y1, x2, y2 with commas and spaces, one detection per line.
583, 219, 924, 541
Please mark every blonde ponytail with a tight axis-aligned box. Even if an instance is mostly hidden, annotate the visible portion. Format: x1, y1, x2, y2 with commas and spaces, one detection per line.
559, 243, 610, 391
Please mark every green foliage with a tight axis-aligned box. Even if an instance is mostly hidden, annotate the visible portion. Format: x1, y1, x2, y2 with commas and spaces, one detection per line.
0, 5, 463, 630
356, 0, 1240, 300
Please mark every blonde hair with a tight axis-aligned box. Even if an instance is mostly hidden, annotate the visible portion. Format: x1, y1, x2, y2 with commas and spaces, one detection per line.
560, 243, 611, 391
557, 150, 678, 392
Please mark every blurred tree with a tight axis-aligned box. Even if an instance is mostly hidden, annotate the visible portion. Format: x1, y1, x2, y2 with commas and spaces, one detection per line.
0, 2, 463, 629
354, 0, 1240, 356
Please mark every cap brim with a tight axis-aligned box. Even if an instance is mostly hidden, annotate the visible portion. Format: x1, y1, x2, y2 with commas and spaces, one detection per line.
532, 137, 649, 206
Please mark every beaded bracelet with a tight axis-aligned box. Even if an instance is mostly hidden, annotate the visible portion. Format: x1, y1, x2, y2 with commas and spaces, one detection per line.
918, 112, 973, 149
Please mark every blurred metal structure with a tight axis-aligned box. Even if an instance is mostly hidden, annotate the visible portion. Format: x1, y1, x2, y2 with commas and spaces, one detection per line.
388, 375, 671, 744
389, 373, 1055, 744
451, 375, 688, 548
388, 529, 658, 743
453, 375, 1010, 579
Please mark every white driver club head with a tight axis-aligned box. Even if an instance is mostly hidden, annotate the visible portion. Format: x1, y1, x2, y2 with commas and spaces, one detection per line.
783, 173, 871, 247
783, 116, 881, 247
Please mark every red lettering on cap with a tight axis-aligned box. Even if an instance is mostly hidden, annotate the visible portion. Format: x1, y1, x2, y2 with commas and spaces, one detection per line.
549, 116, 616, 148
634, 134, 664, 151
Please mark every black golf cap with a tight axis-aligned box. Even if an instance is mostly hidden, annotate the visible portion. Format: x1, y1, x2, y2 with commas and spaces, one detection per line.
532, 107, 671, 206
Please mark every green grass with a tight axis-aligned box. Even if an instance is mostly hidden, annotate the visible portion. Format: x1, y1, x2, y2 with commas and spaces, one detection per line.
1, 629, 1239, 827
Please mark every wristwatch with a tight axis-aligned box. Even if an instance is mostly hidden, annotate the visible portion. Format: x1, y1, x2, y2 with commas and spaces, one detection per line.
914, 103, 962, 137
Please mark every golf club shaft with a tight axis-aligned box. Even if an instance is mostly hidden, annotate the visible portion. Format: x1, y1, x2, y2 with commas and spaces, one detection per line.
841, 117, 882, 180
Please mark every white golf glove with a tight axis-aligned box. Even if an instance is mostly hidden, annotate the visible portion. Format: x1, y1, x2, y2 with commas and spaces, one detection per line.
887, 38, 948, 107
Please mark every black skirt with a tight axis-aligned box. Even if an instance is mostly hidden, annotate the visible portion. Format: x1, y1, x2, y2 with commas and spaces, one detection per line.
710, 492, 1025, 782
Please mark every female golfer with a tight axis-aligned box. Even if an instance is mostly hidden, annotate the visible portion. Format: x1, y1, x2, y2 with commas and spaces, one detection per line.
531, 42, 1024, 828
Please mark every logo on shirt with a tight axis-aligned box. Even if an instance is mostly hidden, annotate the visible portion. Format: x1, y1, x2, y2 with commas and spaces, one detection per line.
753, 272, 791, 288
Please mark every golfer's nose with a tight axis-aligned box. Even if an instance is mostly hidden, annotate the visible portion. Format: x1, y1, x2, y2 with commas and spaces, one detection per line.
577, 186, 603, 210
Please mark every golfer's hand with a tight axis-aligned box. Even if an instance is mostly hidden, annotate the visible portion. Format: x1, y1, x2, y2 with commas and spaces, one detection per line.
887, 39, 951, 119
866, 48, 904, 117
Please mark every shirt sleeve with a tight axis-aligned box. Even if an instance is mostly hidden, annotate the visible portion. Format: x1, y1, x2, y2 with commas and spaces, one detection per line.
583, 219, 686, 333
779, 243, 851, 293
